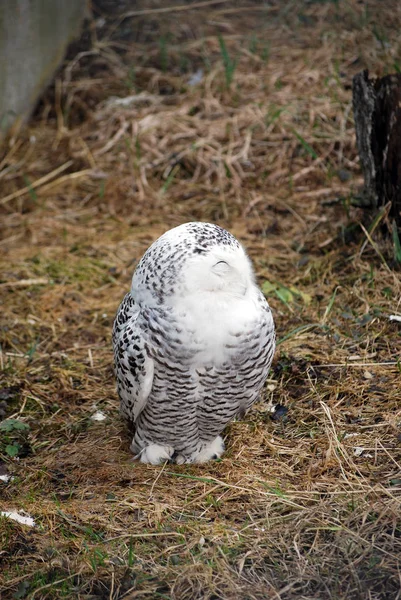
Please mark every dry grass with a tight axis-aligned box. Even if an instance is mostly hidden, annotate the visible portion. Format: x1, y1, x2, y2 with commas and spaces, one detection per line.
1, 1, 401, 598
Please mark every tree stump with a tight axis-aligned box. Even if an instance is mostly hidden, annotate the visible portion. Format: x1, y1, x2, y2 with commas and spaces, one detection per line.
352, 70, 401, 229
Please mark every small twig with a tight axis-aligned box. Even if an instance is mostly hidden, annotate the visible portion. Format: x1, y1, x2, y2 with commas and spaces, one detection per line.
106, 532, 186, 542
122, 0, 230, 18
149, 459, 168, 498
320, 400, 363, 482
0, 140, 23, 172
357, 203, 391, 258
88, 348, 94, 369
359, 222, 392, 273
165, 472, 309, 509
0, 161, 73, 205
95, 120, 129, 157
292, 147, 332, 183
109, 568, 115, 600
377, 441, 401, 472
37, 169, 93, 194
31, 573, 81, 599
294, 186, 350, 198
0, 278, 50, 289
106, 0, 232, 44
312, 361, 398, 368
183, 484, 223, 508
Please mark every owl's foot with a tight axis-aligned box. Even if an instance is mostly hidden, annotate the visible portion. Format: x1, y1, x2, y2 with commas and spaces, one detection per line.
195, 435, 225, 463
175, 436, 225, 464
133, 442, 175, 465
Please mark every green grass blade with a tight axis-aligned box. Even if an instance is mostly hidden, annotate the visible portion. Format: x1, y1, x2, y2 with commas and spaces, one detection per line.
218, 34, 237, 87
392, 221, 401, 263
293, 129, 318, 159
323, 286, 338, 323
277, 323, 328, 345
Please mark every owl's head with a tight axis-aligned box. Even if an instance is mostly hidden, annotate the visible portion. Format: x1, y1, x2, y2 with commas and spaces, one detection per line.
132, 222, 256, 305
181, 243, 254, 298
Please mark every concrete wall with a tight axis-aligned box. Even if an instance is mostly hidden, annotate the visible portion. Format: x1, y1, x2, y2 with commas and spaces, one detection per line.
0, 0, 87, 139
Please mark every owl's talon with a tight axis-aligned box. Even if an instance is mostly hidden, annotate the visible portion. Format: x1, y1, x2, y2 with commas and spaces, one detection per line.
168, 450, 179, 464
136, 443, 175, 465
190, 436, 225, 463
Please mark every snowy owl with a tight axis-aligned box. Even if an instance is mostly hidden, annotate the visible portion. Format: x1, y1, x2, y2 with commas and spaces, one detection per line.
113, 222, 275, 465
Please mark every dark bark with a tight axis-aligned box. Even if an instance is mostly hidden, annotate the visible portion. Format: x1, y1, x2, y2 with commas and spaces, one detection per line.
352, 69, 401, 228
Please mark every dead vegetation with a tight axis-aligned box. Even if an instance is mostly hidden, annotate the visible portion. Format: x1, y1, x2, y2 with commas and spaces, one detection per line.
0, 1, 401, 598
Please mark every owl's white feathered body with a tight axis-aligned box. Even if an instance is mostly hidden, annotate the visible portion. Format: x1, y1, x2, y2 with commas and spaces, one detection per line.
113, 222, 275, 464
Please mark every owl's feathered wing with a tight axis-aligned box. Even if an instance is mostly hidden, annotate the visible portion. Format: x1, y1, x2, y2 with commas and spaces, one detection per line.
112, 293, 154, 422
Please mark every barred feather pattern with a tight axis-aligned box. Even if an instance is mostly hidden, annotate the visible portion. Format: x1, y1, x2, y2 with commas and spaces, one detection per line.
113, 222, 275, 464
